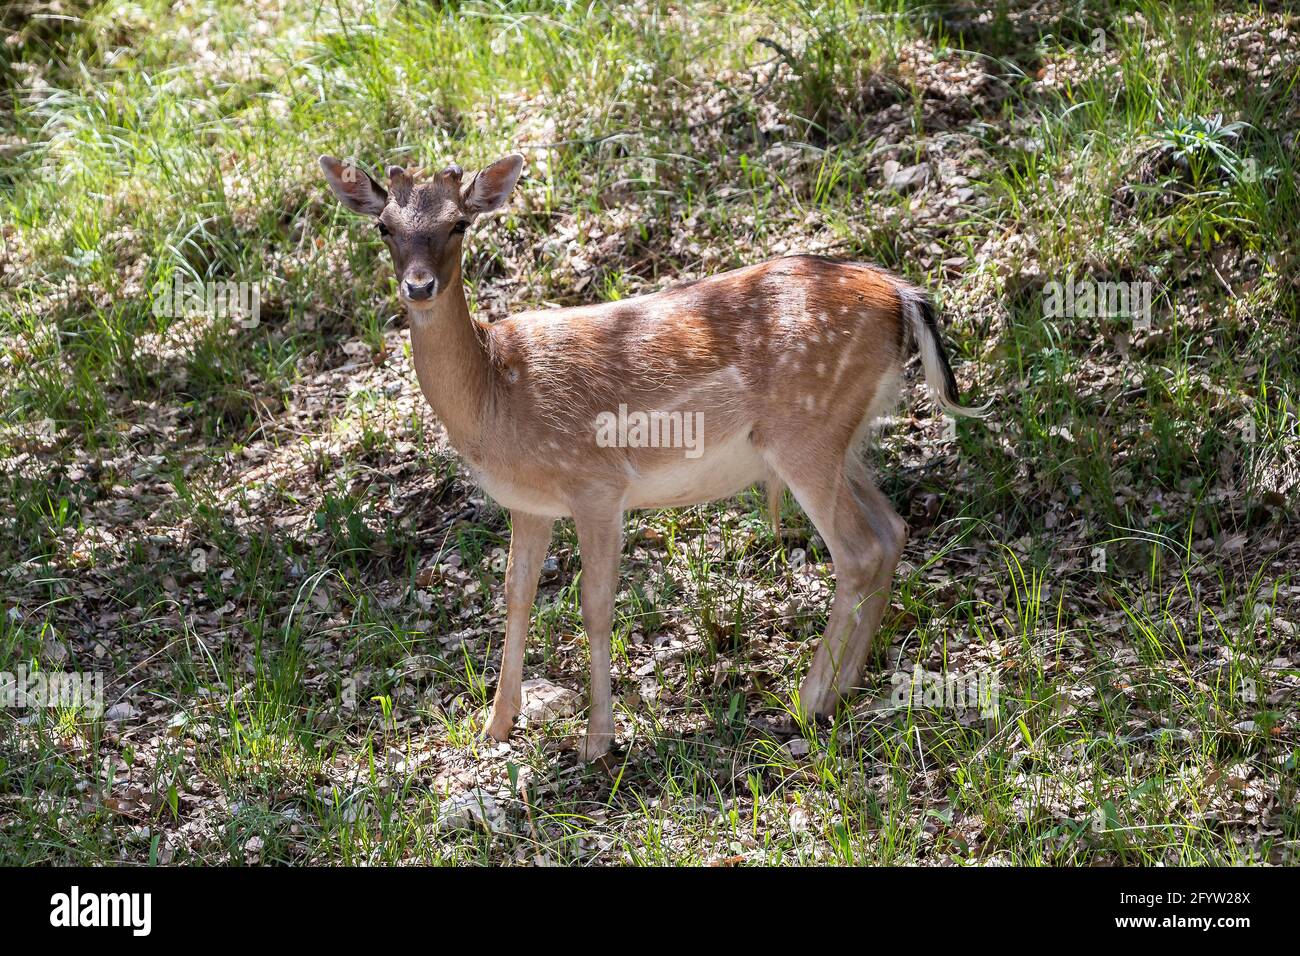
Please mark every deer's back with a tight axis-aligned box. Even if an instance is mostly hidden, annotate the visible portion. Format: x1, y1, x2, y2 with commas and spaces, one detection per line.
485, 255, 905, 419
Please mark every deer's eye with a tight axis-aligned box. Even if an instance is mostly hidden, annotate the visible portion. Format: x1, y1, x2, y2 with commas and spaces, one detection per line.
377, 221, 391, 237
451, 219, 469, 235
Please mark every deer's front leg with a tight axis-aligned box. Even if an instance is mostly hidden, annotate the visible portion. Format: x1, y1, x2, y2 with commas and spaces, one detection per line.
573, 508, 623, 761
485, 511, 554, 742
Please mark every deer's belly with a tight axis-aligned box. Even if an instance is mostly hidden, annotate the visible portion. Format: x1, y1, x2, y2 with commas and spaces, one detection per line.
471, 467, 572, 518
466, 431, 767, 517
623, 429, 767, 510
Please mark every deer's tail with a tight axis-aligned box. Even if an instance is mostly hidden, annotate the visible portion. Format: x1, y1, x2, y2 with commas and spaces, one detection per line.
899, 286, 990, 418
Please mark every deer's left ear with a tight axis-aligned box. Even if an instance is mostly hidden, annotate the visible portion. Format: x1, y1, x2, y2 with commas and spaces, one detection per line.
462, 154, 524, 217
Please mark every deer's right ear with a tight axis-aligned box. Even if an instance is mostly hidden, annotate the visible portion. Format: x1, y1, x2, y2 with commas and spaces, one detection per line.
320, 156, 388, 216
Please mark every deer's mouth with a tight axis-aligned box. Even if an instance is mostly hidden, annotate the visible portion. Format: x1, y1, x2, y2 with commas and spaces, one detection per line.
400, 287, 440, 313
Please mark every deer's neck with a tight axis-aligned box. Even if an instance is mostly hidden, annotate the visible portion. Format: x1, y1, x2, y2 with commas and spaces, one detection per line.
406, 270, 493, 460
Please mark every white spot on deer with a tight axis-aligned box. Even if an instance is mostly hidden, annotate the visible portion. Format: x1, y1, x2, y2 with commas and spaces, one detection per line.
830, 347, 855, 388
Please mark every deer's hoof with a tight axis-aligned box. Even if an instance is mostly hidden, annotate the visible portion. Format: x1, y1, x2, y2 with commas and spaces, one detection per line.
484, 708, 516, 743
576, 731, 613, 763
796, 676, 841, 724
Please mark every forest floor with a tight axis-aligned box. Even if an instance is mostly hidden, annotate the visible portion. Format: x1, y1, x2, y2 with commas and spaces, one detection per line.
1, 0, 1298, 864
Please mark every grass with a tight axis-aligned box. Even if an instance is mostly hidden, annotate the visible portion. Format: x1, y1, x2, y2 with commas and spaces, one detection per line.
1, 0, 1297, 865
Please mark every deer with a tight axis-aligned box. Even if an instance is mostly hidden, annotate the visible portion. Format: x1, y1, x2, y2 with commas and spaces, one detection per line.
320, 152, 985, 761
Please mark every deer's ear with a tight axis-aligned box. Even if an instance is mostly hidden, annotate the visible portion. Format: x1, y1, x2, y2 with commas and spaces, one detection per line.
462, 154, 523, 217
320, 156, 388, 216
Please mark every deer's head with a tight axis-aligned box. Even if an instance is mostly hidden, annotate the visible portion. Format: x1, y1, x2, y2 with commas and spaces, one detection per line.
320, 153, 523, 310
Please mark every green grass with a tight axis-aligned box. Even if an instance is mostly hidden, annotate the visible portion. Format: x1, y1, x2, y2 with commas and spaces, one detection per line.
1, 0, 1297, 865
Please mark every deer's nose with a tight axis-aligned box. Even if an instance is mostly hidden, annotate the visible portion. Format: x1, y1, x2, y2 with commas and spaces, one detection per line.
403, 277, 437, 301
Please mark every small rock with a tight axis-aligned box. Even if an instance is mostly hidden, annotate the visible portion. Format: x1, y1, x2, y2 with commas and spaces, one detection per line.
785, 737, 811, 758
42, 634, 69, 665
789, 806, 810, 833
438, 788, 505, 832
104, 702, 134, 722
883, 161, 930, 193
520, 679, 579, 723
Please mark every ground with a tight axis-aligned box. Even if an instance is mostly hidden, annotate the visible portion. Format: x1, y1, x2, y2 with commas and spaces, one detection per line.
1, 0, 1297, 865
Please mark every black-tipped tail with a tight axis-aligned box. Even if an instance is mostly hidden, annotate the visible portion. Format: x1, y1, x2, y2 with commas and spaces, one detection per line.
900, 288, 990, 418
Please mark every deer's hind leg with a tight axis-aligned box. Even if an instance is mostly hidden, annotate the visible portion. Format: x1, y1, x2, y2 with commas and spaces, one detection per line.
762, 447, 906, 718
831, 462, 907, 698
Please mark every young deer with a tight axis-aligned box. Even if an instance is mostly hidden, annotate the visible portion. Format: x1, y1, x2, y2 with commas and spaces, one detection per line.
321, 153, 984, 760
